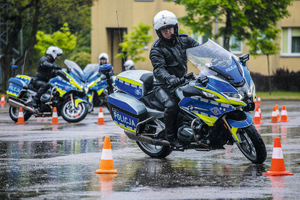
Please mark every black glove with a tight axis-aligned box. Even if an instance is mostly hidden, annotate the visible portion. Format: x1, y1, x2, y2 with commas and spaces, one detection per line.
169, 77, 184, 88
184, 72, 195, 80
54, 65, 62, 70
197, 75, 209, 87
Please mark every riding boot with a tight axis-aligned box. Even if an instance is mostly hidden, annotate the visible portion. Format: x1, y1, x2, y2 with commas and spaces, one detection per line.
164, 107, 183, 148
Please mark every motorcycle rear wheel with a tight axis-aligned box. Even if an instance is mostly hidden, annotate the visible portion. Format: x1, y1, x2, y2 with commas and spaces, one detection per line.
235, 124, 267, 164
136, 141, 172, 158
9, 106, 32, 122
61, 100, 88, 123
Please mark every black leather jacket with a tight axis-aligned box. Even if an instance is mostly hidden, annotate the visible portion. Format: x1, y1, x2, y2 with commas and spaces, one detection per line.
150, 34, 199, 86
34, 55, 58, 82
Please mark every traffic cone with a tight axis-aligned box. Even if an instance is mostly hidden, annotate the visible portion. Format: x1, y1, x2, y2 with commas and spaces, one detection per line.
257, 104, 263, 119
253, 106, 263, 124
95, 136, 118, 174
0, 94, 5, 105
254, 98, 257, 105
15, 107, 27, 124
275, 104, 280, 121
257, 96, 261, 104
280, 105, 289, 122
262, 137, 293, 176
50, 107, 60, 125
269, 106, 278, 123
96, 107, 106, 125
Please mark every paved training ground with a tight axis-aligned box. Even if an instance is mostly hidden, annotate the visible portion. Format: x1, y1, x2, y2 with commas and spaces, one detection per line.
0, 100, 300, 199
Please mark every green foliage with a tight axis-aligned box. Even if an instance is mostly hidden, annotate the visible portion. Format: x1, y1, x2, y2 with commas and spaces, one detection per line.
115, 23, 152, 62
173, 0, 291, 54
69, 52, 91, 68
34, 23, 77, 56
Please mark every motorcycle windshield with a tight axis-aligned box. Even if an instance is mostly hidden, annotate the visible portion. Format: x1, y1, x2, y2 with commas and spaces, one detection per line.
187, 39, 243, 83
83, 64, 99, 73
64, 60, 85, 80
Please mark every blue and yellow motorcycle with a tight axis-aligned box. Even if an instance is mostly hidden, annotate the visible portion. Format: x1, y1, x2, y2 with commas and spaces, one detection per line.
6, 61, 89, 123
103, 39, 267, 164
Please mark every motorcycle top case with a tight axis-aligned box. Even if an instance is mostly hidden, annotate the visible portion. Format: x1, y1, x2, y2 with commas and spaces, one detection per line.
6, 75, 32, 97
108, 92, 147, 133
114, 70, 153, 99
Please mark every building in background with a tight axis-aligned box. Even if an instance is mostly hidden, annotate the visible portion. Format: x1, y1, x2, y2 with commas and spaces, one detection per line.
91, 0, 300, 75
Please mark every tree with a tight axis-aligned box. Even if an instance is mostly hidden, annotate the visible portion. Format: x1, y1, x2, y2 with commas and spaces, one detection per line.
0, 0, 93, 92
34, 23, 77, 56
173, 0, 291, 52
115, 23, 152, 63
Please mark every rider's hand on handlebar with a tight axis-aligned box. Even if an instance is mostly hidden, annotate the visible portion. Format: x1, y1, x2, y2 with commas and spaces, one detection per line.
184, 72, 195, 80
168, 77, 185, 88
54, 65, 62, 70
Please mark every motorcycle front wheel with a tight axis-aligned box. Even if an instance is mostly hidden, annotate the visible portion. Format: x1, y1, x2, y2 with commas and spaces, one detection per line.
136, 141, 172, 158
235, 124, 267, 164
9, 106, 32, 122
61, 100, 88, 123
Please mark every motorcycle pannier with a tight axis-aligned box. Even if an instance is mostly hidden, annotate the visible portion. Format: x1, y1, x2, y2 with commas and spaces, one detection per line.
114, 70, 153, 99
108, 92, 147, 133
6, 75, 32, 97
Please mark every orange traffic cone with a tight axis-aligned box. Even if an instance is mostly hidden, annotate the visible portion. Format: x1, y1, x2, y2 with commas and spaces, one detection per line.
275, 104, 280, 121
15, 107, 27, 124
50, 107, 60, 125
96, 107, 106, 125
253, 106, 263, 124
262, 137, 293, 176
280, 105, 289, 122
0, 94, 5, 105
257, 104, 263, 119
254, 98, 257, 105
269, 106, 278, 123
95, 136, 118, 174
257, 96, 261, 104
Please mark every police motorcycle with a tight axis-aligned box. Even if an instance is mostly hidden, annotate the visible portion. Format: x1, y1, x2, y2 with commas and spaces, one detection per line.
102, 39, 266, 164
6, 60, 89, 123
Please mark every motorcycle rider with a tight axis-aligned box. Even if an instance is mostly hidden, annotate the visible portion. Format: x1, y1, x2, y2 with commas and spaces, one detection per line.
150, 10, 200, 148
32, 46, 63, 107
98, 52, 114, 75
124, 59, 136, 71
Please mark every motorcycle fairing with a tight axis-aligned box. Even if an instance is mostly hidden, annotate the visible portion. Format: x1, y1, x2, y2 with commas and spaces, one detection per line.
179, 96, 235, 125
227, 112, 253, 128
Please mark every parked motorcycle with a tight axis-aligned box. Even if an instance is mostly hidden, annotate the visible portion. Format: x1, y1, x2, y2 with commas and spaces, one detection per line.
6, 60, 89, 123
66, 62, 113, 112
101, 39, 267, 164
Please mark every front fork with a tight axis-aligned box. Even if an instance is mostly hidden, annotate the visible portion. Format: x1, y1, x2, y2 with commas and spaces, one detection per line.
222, 117, 241, 143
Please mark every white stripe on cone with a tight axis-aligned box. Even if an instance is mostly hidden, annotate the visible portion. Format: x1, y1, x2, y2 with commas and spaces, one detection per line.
101, 149, 113, 160
272, 147, 283, 159
19, 111, 24, 118
255, 111, 260, 117
281, 110, 287, 116
53, 112, 58, 118
98, 112, 104, 118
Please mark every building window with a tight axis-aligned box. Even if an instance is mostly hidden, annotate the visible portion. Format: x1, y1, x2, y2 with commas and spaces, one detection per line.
282, 27, 300, 56
221, 36, 242, 55
193, 33, 209, 44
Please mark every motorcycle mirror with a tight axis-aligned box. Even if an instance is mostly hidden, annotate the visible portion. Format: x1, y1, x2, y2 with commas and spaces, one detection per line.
67, 67, 71, 73
239, 54, 249, 66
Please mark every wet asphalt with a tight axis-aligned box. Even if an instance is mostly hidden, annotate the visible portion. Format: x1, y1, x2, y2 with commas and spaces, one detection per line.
0, 100, 300, 199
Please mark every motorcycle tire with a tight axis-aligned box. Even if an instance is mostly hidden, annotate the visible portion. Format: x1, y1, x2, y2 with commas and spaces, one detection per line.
136, 141, 172, 158
234, 124, 267, 164
61, 100, 88, 123
9, 106, 32, 122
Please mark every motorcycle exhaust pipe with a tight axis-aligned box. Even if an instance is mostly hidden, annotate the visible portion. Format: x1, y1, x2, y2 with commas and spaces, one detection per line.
124, 130, 170, 146
8, 99, 36, 113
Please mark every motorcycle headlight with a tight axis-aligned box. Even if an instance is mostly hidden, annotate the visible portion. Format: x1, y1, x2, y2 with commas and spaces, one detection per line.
223, 92, 242, 100
248, 80, 255, 96
202, 91, 218, 99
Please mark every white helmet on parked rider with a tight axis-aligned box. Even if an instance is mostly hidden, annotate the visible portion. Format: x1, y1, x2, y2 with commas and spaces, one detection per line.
99, 52, 109, 64
46, 46, 63, 60
124, 59, 134, 71
153, 10, 179, 39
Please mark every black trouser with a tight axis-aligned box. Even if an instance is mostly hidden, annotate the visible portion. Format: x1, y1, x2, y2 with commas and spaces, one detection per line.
154, 86, 179, 140
33, 79, 52, 102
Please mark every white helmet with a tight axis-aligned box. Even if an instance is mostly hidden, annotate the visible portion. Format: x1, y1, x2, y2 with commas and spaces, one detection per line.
46, 46, 63, 60
99, 52, 109, 63
124, 60, 134, 71
153, 10, 179, 39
